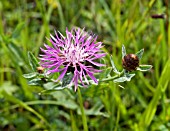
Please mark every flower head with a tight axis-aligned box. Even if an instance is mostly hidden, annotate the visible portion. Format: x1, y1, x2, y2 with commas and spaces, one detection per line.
39, 28, 106, 91
122, 54, 139, 71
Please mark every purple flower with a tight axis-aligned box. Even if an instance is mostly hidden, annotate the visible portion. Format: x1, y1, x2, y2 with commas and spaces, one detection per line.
39, 28, 106, 91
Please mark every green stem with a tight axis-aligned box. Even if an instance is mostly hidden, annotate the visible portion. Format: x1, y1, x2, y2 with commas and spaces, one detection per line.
70, 110, 78, 131
49, 70, 124, 87
99, 70, 124, 82
77, 88, 88, 131
82, 70, 124, 84
100, 75, 119, 82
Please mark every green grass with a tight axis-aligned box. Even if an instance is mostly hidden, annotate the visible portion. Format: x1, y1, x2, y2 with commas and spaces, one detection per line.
0, 0, 170, 130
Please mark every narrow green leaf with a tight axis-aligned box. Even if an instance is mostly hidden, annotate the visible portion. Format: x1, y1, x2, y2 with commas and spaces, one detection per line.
104, 67, 112, 76
12, 22, 25, 38
43, 82, 66, 91
40, 89, 60, 95
8, 100, 78, 110
23, 72, 38, 78
43, 82, 56, 90
55, 100, 78, 109
28, 78, 43, 86
137, 65, 152, 71
110, 55, 120, 74
49, 85, 66, 91
125, 73, 136, 81
99, 67, 112, 80
114, 73, 135, 83
122, 45, 126, 58
83, 84, 108, 97
8, 43, 25, 66
77, 101, 109, 117
136, 48, 144, 60
2, 90, 49, 125
0, 82, 18, 98
0, 32, 10, 43
139, 59, 170, 128
118, 85, 125, 89
114, 76, 127, 83
70, 110, 78, 131
99, 58, 106, 70
99, 0, 115, 25
41, 90, 78, 110
28, 52, 40, 71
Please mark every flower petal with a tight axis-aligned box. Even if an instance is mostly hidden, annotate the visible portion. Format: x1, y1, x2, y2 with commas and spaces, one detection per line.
56, 66, 69, 81
87, 60, 105, 67
86, 71, 98, 84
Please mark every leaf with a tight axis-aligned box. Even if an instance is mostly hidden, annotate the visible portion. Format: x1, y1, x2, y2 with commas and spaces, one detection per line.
12, 22, 25, 38
62, 72, 73, 87
122, 45, 126, 58
48, 90, 78, 109
114, 73, 135, 83
28, 78, 43, 86
43, 82, 66, 91
28, 52, 40, 71
53, 86, 66, 91
99, 58, 106, 70
0, 32, 9, 44
125, 73, 136, 81
2, 90, 48, 125
0, 81, 18, 98
118, 85, 125, 89
82, 84, 109, 97
110, 55, 120, 74
43, 82, 56, 90
55, 100, 78, 110
77, 101, 109, 117
114, 76, 128, 83
8, 43, 25, 66
40, 89, 63, 95
99, 67, 112, 79
136, 48, 144, 60
139, 59, 170, 127
137, 65, 152, 71
104, 67, 112, 76
23, 72, 38, 79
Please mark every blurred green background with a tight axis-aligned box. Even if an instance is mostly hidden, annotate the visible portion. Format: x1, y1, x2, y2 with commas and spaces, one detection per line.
0, 0, 170, 130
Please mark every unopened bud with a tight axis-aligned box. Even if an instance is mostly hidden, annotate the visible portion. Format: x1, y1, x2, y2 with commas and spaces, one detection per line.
122, 54, 139, 71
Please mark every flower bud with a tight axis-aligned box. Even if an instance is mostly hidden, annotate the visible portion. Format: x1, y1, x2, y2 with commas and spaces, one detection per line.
122, 54, 139, 71
37, 66, 44, 74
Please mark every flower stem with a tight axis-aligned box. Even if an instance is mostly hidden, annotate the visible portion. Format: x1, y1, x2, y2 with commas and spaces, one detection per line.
77, 88, 88, 131
99, 70, 124, 82
99, 75, 119, 82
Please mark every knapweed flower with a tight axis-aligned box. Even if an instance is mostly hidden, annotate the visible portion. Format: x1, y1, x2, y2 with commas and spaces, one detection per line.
39, 28, 106, 91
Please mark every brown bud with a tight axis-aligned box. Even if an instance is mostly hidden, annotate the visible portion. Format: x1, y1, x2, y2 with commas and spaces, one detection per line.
122, 54, 139, 71
37, 66, 44, 73
151, 14, 165, 19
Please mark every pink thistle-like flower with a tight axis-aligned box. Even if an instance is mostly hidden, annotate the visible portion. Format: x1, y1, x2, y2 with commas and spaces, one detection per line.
39, 28, 106, 91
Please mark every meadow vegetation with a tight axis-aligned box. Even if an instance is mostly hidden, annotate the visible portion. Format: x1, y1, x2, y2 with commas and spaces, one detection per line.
0, 0, 170, 130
